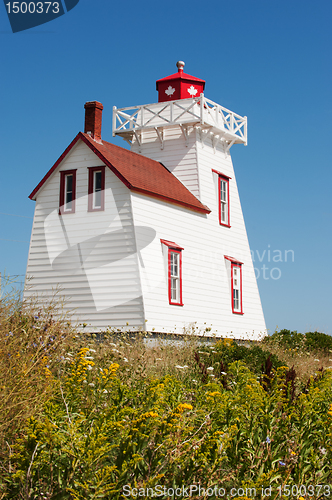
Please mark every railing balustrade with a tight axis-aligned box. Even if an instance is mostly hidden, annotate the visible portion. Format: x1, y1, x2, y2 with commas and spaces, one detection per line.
113, 95, 247, 145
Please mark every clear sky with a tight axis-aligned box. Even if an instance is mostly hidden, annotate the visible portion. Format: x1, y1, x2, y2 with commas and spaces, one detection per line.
1, 0, 331, 335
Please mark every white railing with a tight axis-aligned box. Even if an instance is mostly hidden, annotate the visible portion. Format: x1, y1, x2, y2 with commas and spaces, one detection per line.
113, 94, 247, 145
202, 97, 247, 144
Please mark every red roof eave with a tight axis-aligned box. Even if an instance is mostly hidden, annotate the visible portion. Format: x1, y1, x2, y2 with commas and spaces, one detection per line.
29, 134, 81, 200
224, 255, 244, 265
131, 187, 211, 214
160, 239, 184, 250
156, 71, 206, 88
28, 132, 133, 200
81, 134, 210, 213
29, 131, 211, 216
79, 133, 132, 190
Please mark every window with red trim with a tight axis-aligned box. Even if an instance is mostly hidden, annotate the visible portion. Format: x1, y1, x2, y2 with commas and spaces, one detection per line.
219, 175, 230, 226
231, 263, 243, 314
160, 239, 184, 306
59, 170, 76, 214
169, 249, 183, 305
224, 256, 243, 314
212, 170, 231, 227
88, 166, 105, 212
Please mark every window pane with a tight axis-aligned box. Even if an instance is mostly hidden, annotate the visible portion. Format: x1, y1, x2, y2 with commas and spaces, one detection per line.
95, 171, 102, 191
65, 174, 73, 210
93, 171, 102, 208
171, 277, 178, 301
66, 174, 73, 192
220, 180, 226, 202
233, 289, 239, 310
94, 190, 101, 208
233, 267, 240, 291
66, 191, 72, 207
221, 202, 226, 222
170, 252, 178, 277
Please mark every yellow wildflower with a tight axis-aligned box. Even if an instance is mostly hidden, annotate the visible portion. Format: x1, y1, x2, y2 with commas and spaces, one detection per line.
141, 411, 158, 419
206, 391, 221, 397
176, 403, 193, 412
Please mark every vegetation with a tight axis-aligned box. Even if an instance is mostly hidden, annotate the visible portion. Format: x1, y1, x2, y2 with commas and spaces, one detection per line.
0, 287, 332, 499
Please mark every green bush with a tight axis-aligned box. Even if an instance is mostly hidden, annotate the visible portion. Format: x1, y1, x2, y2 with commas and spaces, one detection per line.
304, 331, 332, 353
194, 338, 285, 380
263, 328, 332, 354
262, 329, 305, 350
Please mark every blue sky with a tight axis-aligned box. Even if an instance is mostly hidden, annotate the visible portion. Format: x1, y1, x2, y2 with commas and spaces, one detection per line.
1, 0, 331, 334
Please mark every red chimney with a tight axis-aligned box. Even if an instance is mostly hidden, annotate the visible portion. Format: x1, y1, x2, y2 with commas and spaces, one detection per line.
84, 101, 103, 142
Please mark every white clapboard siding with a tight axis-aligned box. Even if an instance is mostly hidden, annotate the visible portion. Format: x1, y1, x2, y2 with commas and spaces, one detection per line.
25, 112, 266, 337
131, 127, 200, 198
25, 140, 145, 330
130, 127, 266, 339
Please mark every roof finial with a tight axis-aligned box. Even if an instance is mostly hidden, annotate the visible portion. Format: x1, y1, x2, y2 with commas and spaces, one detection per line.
176, 61, 185, 73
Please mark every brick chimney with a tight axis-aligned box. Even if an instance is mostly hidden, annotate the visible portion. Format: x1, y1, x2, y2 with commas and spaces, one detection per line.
84, 101, 103, 142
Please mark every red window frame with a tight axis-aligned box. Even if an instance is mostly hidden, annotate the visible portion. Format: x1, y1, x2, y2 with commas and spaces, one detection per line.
160, 239, 184, 306
59, 169, 76, 215
212, 169, 231, 227
225, 256, 243, 315
88, 166, 105, 212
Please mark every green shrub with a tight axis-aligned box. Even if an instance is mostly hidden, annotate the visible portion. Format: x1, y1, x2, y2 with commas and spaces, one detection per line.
263, 328, 332, 354
262, 329, 305, 350
194, 338, 285, 379
304, 331, 332, 353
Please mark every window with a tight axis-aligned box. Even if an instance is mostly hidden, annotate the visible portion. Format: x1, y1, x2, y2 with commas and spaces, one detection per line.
88, 166, 105, 212
224, 256, 243, 314
212, 170, 231, 227
59, 170, 76, 214
160, 239, 184, 306
232, 264, 242, 313
170, 250, 181, 304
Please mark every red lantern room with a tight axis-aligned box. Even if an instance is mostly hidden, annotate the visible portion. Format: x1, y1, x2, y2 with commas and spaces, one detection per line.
156, 61, 205, 103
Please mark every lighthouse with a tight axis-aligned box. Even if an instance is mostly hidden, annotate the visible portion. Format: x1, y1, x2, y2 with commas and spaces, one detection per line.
111, 62, 266, 338
25, 61, 266, 338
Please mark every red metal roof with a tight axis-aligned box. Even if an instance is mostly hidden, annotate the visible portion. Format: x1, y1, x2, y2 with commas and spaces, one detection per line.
156, 70, 205, 86
29, 132, 210, 214
224, 255, 243, 265
160, 239, 184, 250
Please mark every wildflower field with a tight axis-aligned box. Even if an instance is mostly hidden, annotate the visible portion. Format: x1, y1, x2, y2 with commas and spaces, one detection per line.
1, 289, 332, 499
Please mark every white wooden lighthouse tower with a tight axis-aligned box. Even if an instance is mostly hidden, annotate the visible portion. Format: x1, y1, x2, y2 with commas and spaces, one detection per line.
112, 62, 266, 338
25, 61, 266, 338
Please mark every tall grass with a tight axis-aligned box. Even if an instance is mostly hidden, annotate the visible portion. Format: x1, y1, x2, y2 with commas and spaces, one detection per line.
0, 287, 331, 499
0, 279, 76, 495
